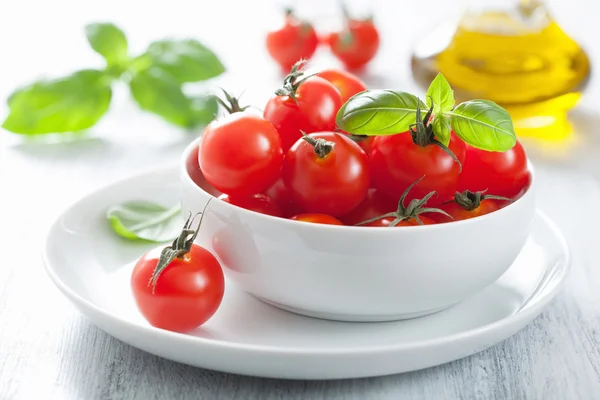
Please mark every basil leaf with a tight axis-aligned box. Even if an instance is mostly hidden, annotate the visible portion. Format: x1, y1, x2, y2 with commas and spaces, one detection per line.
189, 94, 219, 127
432, 114, 451, 146
2, 70, 112, 134
145, 39, 225, 83
107, 202, 182, 242
85, 23, 128, 67
336, 90, 427, 135
130, 67, 197, 128
426, 73, 454, 114
449, 100, 516, 151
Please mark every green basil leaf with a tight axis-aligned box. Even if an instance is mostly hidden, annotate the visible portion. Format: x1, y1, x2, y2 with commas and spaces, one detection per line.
189, 94, 219, 127
426, 73, 454, 114
449, 100, 516, 151
85, 23, 128, 67
107, 201, 182, 242
336, 90, 427, 135
432, 114, 451, 146
145, 39, 225, 83
2, 70, 112, 134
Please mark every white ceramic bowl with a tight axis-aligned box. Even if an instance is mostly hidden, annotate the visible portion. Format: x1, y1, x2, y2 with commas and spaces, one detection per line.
180, 138, 536, 322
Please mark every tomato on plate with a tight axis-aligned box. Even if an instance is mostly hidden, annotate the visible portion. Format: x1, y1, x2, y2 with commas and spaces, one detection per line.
318, 68, 367, 104
338, 188, 396, 226
264, 61, 342, 152
266, 9, 318, 71
370, 124, 466, 205
457, 141, 529, 198
289, 213, 344, 225
199, 103, 283, 197
218, 193, 283, 217
131, 212, 224, 332
263, 177, 303, 217
325, 17, 379, 70
283, 131, 369, 216
430, 190, 512, 223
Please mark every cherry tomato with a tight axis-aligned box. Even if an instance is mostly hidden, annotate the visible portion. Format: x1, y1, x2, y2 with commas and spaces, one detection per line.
283, 131, 369, 216
218, 193, 283, 217
264, 64, 342, 152
264, 177, 303, 217
326, 19, 380, 70
289, 213, 344, 225
131, 243, 224, 333
431, 200, 501, 224
365, 215, 436, 227
318, 69, 367, 104
339, 188, 396, 225
370, 132, 466, 204
266, 10, 318, 71
457, 141, 529, 198
199, 112, 283, 197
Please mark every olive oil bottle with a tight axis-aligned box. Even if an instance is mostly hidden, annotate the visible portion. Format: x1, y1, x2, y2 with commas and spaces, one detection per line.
411, 1, 590, 139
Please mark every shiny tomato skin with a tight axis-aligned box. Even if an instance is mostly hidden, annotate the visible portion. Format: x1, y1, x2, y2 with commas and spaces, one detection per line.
264, 76, 342, 152
266, 16, 318, 71
318, 69, 367, 103
218, 193, 283, 217
199, 113, 283, 197
282, 132, 369, 216
263, 177, 303, 217
365, 215, 436, 227
327, 20, 380, 70
430, 200, 501, 224
457, 141, 529, 198
369, 132, 466, 205
289, 213, 344, 225
131, 245, 225, 332
339, 188, 396, 226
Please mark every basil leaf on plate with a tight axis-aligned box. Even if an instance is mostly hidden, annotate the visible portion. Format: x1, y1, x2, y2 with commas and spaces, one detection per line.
107, 201, 182, 242
449, 100, 516, 151
336, 90, 427, 135
144, 39, 225, 83
432, 114, 451, 146
2, 69, 112, 134
426, 73, 454, 114
85, 23, 129, 67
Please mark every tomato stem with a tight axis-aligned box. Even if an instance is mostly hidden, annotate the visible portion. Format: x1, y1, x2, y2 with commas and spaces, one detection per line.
274, 60, 317, 105
356, 176, 452, 226
444, 190, 513, 211
300, 130, 335, 158
216, 89, 249, 115
148, 198, 213, 292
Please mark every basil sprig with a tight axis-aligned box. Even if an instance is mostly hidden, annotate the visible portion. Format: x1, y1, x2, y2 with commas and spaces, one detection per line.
2, 23, 224, 135
336, 73, 516, 152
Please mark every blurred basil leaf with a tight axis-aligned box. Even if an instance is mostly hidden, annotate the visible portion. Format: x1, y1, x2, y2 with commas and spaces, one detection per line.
2, 69, 112, 134
85, 23, 129, 67
144, 39, 225, 83
107, 201, 182, 242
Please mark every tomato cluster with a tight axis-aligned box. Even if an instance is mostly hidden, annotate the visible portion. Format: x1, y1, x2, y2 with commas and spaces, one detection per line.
266, 8, 379, 71
198, 63, 530, 228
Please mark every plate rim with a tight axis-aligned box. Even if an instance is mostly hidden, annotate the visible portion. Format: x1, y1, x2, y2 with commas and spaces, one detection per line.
42, 165, 572, 357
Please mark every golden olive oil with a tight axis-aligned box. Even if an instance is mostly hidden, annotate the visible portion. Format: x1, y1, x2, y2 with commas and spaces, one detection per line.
412, 4, 590, 138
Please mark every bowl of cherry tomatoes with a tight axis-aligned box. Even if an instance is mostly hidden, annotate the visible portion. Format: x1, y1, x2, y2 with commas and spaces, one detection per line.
180, 66, 534, 322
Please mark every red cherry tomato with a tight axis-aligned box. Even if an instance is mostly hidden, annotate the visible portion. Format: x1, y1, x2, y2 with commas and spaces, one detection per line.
199, 113, 283, 197
283, 131, 369, 216
131, 244, 224, 332
365, 215, 436, 227
266, 11, 318, 71
218, 193, 283, 217
318, 69, 367, 104
370, 132, 466, 204
326, 19, 380, 70
457, 141, 529, 198
264, 177, 303, 217
339, 188, 396, 225
431, 200, 501, 224
289, 213, 344, 225
264, 73, 342, 152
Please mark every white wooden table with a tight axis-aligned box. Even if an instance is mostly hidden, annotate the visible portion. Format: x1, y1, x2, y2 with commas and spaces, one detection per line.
2, 0, 600, 398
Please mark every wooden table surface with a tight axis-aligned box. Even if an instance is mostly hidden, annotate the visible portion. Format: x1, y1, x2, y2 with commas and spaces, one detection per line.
2, 0, 600, 398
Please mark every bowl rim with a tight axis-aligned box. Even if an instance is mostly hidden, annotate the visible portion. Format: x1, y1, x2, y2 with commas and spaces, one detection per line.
181, 137, 535, 233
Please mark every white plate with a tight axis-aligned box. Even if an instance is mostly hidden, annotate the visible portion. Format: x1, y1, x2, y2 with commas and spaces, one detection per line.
43, 166, 570, 380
